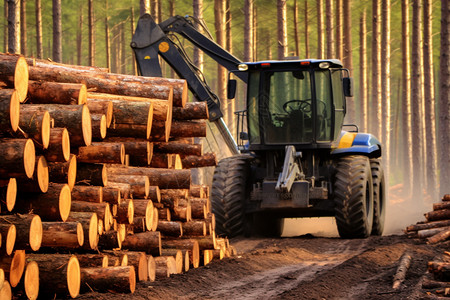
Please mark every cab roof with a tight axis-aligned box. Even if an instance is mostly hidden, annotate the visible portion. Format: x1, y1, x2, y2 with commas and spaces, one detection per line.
244, 59, 344, 69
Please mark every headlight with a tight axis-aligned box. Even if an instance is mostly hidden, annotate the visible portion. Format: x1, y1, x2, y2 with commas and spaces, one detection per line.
238, 64, 248, 71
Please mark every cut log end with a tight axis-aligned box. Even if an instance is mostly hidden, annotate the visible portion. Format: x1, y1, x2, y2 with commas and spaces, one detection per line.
29, 215, 43, 251
67, 155, 77, 190
24, 139, 36, 179
37, 156, 49, 193
15, 56, 29, 103
6, 178, 16, 212
24, 260, 39, 300
9, 90, 20, 132
78, 84, 88, 105
59, 184, 72, 221
10, 249, 26, 288
5, 224, 16, 256
67, 256, 81, 298
41, 110, 51, 149
0, 280, 11, 300
81, 105, 92, 146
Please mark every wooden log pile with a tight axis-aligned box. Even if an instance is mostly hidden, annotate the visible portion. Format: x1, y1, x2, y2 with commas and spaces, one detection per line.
0, 53, 230, 299
405, 194, 450, 244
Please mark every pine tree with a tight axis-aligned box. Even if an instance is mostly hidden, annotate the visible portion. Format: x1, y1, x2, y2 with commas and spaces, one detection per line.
35, 0, 43, 58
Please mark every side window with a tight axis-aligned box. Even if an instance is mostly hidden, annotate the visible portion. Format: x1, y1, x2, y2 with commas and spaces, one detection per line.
247, 72, 260, 144
314, 70, 333, 141
331, 70, 345, 140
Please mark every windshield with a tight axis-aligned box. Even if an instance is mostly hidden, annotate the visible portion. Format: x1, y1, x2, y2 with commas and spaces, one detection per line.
247, 69, 334, 145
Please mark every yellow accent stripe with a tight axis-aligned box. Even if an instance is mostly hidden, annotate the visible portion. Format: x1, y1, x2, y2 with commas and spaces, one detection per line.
337, 132, 357, 149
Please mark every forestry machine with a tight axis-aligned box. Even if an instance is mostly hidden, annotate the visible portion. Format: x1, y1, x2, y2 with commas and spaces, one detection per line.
131, 14, 386, 238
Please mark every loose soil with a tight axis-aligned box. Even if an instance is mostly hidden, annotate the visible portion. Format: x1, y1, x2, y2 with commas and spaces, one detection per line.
77, 233, 446, 300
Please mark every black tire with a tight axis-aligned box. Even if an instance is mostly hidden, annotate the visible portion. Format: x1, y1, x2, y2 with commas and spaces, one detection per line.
370, 158, 386, 235
211, 155, 251, 238
333, 155, 374, 238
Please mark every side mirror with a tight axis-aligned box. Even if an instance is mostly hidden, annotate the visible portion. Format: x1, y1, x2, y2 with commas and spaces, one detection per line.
227, 79, 237, 99
343, 77, 353, 97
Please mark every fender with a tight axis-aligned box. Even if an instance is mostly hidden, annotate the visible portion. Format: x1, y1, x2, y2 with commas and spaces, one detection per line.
331, 131, 382, 158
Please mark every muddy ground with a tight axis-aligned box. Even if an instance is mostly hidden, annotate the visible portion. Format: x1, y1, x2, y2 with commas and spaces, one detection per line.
77, 233, 446, 300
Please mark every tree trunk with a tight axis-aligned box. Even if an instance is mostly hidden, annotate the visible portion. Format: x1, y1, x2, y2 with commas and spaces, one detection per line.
411, 0, 424, 200
343, 0, 354, 124
76, 162, 107, 186
105, 0, 110, 70
35, 0, 43, 58
335, 0, 343, 60
439, 0, 450, 197
76, 254, 108, 268
425, 209, 450, 222
277, 0, 288, 59
16, 155, 48, 193
109, 175, 149, 199
4, 1, 8, 52
304, 1, 309, 57
104, 138, 152, 167
41, 221, 83, 248
121, 231, 161, 256
325, 0, 334, 59
193, 0, 204, 71
52, 0, 62, 62
70, 185, 103, 203
140, 0, 150, 16
381, 0, 391, 179
66, 212, 99, 250
77, 142, 125, 164
371, 0, 382, 140
86, 99, 113, 128
71, 201, 111, 228
0, 249, 25, 288
0, 89, 20, 133
91, 113, 107, 140
359, 10, 368, 132
153, 142, 202, 156
80, 266, 135, 293
406, 219, 450, 232
316, 0, 324, 59
181, 153, 217, 169
0, 214, 42, 251
182, 221, 206, 236
20, 0, 26, 55
0, 138, 35, 179
7, 0, 20, 54
46, 156, 76, 191
0, 54, 29, 103
423, 0, 438, 199
77, 9, 83, 65
214, 0, 227, 123
88, 0, 95, 66
133, 199, 154, 231
244, 0, 253, 62
154, 256, 176, 278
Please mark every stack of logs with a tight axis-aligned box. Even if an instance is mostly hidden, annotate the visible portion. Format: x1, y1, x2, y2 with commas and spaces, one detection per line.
422, 251, 450, 297
405, 194, 450, 244
0, 53, 232, 299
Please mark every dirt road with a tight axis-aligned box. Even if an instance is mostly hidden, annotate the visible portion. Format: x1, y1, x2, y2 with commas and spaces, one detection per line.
78, 232, 442, 300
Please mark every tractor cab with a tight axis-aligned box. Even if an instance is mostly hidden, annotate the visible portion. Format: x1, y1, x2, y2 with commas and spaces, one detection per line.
235, 59, 352, 151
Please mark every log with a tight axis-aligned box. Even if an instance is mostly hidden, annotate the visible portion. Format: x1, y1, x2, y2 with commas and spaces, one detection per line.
0, 224, 16, 255
172, 101, 209, 120
71, 201, 111, 229
77, 142, 125, 164
0, 250, 25, 287
428, 229, 450, 244
0, 268, 4, 292
116, 199, 134, 225
43, 127, 70, 162
190, 184, 209, 198
202, 249, 214, 266
160, 189, 188, 208
128, 217, 146, 234
41, 221, 83, 248
154, 256, 177, 278
98, 230, 121, 250
17, 155, 48, 193
178, 235, 216, 250
76, 254, 108, 268
182, 221, 207, 237
106, 165, 191, 189
88, 92, 172, 121
27, 254, 80, 298
133, 199, 154, 231
0, 214, 42, 251
153, 141, 202, 156
0, 55, 28, 102
148, 186, 161, 203
434, 202, 450, 211
181, 153, 217, 168
109, 174, 149, 199
422, 278, 450, 289
125, 251, 148, 282
152, 207, 159, 232
149, 120, 171, 142
103, 250, 128, 266
27, 81, 87, 105
0, 178, 16, 212
86, 99, 113, 128
23, 259, 39, 300
28, 57, 109, 72
111, 100, 153, 126
150, 153, 172, 168
47, 154, 77, 190
417, 227, 450, 239
444, 195, 450, 201
428, 261, 450, 281
76, 163, 107, 186
102, 186, 121, 205
157, 207, 171, 221
147, 255, 156, 282
169, 120, 207, 138
91, 113, 107, 140
160, 249, 183, 274
213, 248, 225, 260
0, 138, 35, 179
18, 105, 50, 148
157, 221, 183, 237
66, 212, 99, 251
104, 138, 152, 167
171, 205, 192, 222
80, 266, 135, 294
28, 63, 186, 106
121, 231, 161, 256
106, 182, 131, 200
108, 123, 150, 139
190, 198, 209, 219
17, 183, 71, 221
406, 219, 450, 232
161, 239, 200, 268
392, 252, 412, 289
23, 104, 91, 147
71, 185, 103, 203
426, 209, 450, 222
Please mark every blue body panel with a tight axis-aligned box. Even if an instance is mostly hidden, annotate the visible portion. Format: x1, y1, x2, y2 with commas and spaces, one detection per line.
332, 132, 382, 158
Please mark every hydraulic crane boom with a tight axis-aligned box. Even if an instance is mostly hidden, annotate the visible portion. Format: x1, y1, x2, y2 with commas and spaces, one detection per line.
131, 14, 245, 154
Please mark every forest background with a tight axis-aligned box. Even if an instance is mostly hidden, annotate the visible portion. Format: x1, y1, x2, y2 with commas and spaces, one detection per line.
2, 0, 450, 211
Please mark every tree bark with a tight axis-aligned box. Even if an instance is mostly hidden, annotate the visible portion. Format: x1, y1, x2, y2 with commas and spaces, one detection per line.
316, 0, 324, 59
16, 155, 48, 193
66, 212, 99, 250
425, 209, 450, 222
41, 221, 83, 248
193, 0, 204, 71
182, 221, 206, 236
325, 0, 334, 58
70, 185, 103, 203
381, 0, 391, 181
0, 138, 35, 179
335, 0, 343, 60
359, 10, 368, 132
181, 153, 217, 169
0, 249, 25, 287
71, 201, 111, 229
0, 214, 42, 251
0, 55, 29, 103
121, 231, 161, 256
18, 105, 51, 149
20, 0, 26, 56
88, 0, 95, 66
43, 127, 70, 162
343, 0, 354, 124
52, 0, 62, 62
133, 199, 154, 231
109, 175, 149, 199
0, 223, 16, 255
7, 0, 20, 54
439, 0, 450, 197
0, 89, 20, 133
80, 266, 135, 293
161, 238, 200, 268
293, 0, 299, 57
157, 221, 182, 237
172, 102, 209, 120
27, 81, 87, 105
77, 142, 125, 164
277, 0, 288, 59
371, 0, 382, 140
86, 99, 113, 128
76, 254, 108, 268
104, 138, 152, 167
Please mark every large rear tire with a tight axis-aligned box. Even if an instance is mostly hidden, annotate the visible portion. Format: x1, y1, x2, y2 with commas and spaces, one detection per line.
333, 155, 374, 238
211, 155, 251, 238
370, 158, 386, 235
